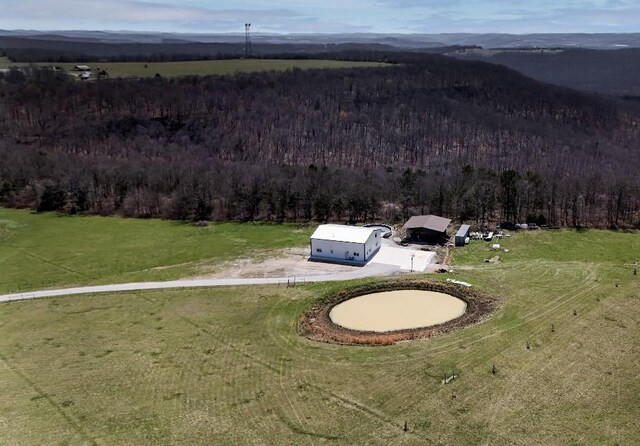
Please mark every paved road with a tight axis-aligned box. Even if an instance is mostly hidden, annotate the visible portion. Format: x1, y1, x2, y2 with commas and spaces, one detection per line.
0, 264, 400, 303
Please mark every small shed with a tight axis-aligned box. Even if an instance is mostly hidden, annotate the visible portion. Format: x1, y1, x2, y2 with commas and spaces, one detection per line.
310, 224, 381, 264
455, 224, 471, 246
402, 215, 451, 243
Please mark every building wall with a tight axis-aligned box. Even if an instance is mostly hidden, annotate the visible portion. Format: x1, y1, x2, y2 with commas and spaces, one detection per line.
310, 239, 365, 262
310, 230, 381, 263
363, 230, 382, 261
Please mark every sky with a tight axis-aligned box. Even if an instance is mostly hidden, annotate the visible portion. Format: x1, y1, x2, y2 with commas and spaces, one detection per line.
0, 0, 638, 34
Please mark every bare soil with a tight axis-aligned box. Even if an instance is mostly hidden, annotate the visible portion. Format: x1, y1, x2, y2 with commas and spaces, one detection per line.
194, 247, 355, 279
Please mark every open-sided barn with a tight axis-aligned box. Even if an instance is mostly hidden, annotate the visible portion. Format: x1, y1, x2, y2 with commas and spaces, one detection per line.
309, 224, 381, 264
403, 215, 451, 243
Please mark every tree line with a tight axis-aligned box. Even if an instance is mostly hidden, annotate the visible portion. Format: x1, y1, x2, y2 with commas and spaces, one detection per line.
1, 38, 439, 63
0, 53, 638, 228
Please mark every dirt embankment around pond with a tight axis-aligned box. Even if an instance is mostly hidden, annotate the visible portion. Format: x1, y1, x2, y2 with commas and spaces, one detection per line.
299, 280, 496, 346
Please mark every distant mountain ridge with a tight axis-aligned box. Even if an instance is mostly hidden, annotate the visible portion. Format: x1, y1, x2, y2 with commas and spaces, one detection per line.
2, 30, 640, 49
2, 30, 640, 96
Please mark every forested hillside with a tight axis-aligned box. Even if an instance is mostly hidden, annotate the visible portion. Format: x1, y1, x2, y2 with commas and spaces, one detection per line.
0, 36, 424, 62
451, 48, 640, 97
0, 53, 638, 227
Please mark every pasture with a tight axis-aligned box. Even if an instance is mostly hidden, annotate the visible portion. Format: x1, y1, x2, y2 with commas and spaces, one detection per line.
0, 57, 389, 78
0, 209, 312, 293
0, 221, 638, 444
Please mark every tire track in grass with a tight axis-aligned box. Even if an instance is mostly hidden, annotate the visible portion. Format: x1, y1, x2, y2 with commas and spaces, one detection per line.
141, 293, 247, 443
142, 292, 321, 443
278, 355, 316, 446
267, 295, 408, 439
270, 294, 320, 446
160, 297, 432, 443
277, 261, 590, 369
267, 296, 332, 444
381, 262, 596, 363
181, 315, 346, 442
279, 299, 359, 443
456, 277, 598, 372
335, 264, 600, 437
281, 264, 588, 386
446, 265, 598, 354
264, 293, 431, 443
0, 250, 17, 267
24, 252, 93, 279
418, 268, 602, 443
257, 261, 598, 442
232, 301, 284, 445
266, 292, 449, 443
51, 259, 594, 443
198, 290, 384, 443
406, 268, 598, 404
478, 301, 603, 446
0, 351, 98, 445
295, 260, 615, 442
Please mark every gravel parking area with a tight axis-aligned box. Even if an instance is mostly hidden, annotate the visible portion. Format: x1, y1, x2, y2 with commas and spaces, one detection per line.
368, 243, 437, 272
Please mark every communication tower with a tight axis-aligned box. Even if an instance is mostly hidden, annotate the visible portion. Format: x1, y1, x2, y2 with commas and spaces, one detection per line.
244, 23, 252, 57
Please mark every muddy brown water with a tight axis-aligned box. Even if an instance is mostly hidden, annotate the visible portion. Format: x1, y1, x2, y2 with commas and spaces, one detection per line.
329, 289, 467, 332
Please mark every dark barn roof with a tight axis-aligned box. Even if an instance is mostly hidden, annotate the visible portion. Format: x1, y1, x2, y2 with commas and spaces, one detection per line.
402, 215, 451, 233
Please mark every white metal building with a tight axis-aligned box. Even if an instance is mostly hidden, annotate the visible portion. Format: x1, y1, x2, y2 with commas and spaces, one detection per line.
310, 224, 381, 264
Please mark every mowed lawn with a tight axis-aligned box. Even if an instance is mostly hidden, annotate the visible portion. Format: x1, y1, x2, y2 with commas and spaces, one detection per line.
0, 208, 312, 293
0, 228, 638, 444
0, 57, 389, 78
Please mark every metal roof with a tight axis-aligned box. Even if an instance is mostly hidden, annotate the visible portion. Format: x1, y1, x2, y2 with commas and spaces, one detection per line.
402, 215, 451, 232
310, 224, 378, 244
455, 224, 471, 237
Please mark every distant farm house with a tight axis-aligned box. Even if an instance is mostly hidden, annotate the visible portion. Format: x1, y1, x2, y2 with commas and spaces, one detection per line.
310, 224, 381, 264
403, 215, 451, 243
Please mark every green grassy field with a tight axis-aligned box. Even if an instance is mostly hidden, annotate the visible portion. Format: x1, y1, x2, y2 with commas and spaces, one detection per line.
0, 221, 638, 444
0, 57, 389, 78
0, 208, 312, 293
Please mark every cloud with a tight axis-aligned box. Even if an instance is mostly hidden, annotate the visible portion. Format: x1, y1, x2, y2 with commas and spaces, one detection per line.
382, 1, 640, 33
375, 0, 626, 7
2, 0, 300, 24
0, 0, 638, 33
0, 0, 366, 33
404, 5, 640, 34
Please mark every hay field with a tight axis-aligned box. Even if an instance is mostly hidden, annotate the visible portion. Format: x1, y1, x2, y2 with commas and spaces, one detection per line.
0, 209, 312, 293
0, 57, 389, 78
0, 227, 639, 444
